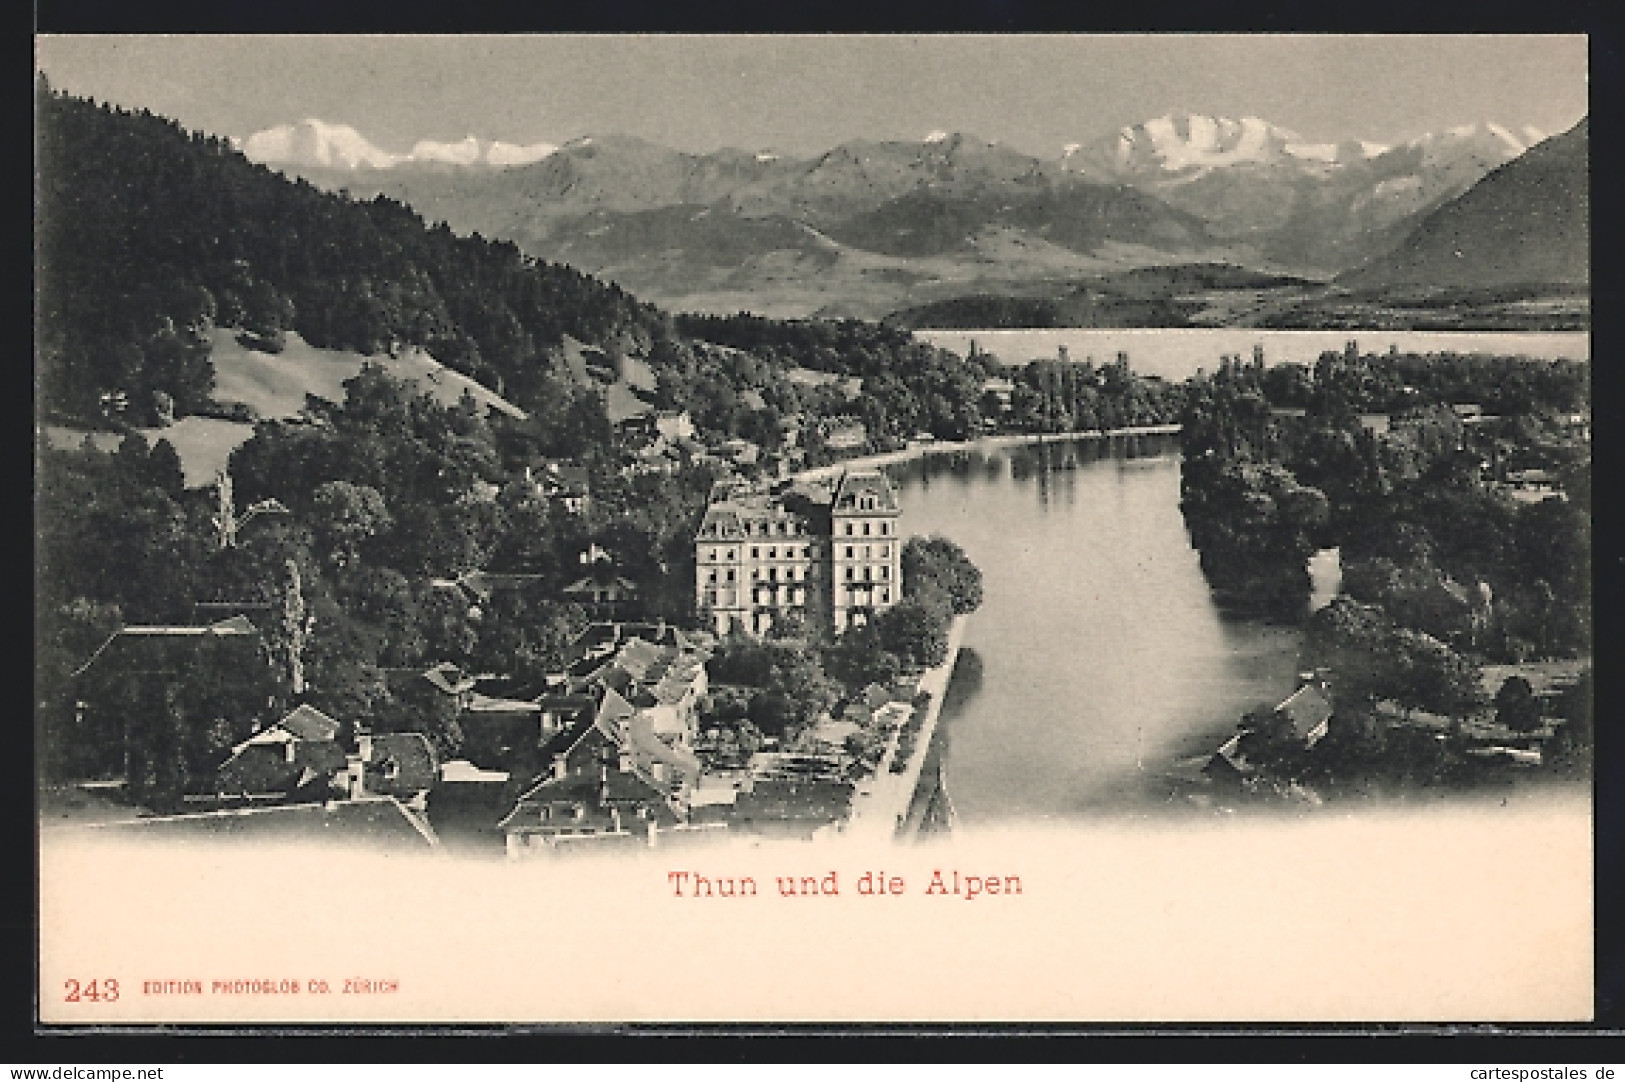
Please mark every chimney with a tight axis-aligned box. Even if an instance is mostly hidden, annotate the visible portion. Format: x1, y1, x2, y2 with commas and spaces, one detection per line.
552, 753, 568, 781
358, 730, 373, 762
344, 754, 366, 799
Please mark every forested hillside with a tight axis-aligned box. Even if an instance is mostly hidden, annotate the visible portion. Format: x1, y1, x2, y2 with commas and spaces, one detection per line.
36, 78, 663, 427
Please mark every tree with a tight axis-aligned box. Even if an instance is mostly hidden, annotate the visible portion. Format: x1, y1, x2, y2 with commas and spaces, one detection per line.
1388, 628, 1481, 718
1493, 676, 1542, 733
310, 480, 392, 572
821, 623, 903, 690
1235, 707, 1306, 779
1305, 596, 1394, 711
902, 535, 984, 615
872, 599, 949, 669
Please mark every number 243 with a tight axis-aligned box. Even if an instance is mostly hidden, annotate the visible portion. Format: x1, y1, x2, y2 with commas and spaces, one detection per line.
64, 978, 119, 1002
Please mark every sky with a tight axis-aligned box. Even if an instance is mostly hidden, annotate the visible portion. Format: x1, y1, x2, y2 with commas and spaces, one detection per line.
35, 35, 1589, 158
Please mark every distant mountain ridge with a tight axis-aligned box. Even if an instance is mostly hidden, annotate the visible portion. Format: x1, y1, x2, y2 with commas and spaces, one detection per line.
241, 113, 1573, 320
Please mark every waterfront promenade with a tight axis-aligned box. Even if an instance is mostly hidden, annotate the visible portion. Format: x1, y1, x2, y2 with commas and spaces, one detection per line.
795, 425, 1182, 485
844, 613, 968, 840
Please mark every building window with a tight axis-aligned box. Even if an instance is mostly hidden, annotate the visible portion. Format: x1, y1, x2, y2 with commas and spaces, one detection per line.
708, 571, 717, 583
845, 546, 854, 558
881, 566, 890, 580
726, 570, 735, 582
880, 545, 889, 557
864, 545, 871, 558
864, 566, 872, 581
880, 589, 890, 603
846, 567, 854, 581
769, 568, 778, 581
727, 549, 736, 560
768, 547, 776, 559
863, 522, 871, 536
845, 522, 854, 536
751, 547, 759, 559
880, 522, 890, 535
751, 569, 759, 581
803, 546, 811, 558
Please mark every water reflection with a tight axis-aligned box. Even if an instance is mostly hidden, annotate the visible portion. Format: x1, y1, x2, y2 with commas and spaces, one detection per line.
891, 433, 1304, 823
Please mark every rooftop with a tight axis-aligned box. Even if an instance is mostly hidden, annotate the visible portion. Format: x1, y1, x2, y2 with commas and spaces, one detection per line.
832, 469, 899, 514
100, 795, 440, 849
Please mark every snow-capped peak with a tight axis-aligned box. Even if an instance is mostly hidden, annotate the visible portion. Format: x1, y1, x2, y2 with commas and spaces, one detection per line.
1088, 113, 1301, 175
1063, 113, 1543, 178
242, 119, 557, 170
242, 118, 403, 170
1411, 122, 1533, 156
486, 139, 559, 166
410, 135, 484, 166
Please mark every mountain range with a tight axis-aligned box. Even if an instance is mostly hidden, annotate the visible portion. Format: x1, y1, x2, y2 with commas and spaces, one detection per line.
1338, 118, 1589, 292
243, 113, 1586, 322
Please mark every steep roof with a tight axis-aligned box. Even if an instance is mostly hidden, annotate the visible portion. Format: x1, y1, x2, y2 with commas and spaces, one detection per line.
276, 703, 341, 743
1204, 732, 1253, 778
615, 638, 667, 683
466, 692, 543, 714
365, 732, 438, 796
422, 661, 477, 696
594, 685, 638, 734
71, 616, 262, 680
562, 575, 637, 598
1275, 684, 1334, 743
627, 713, 702, 779
216, 740, 347, 796
832, 469, 899, 514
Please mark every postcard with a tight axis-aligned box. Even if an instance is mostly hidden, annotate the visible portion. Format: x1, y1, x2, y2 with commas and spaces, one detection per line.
34, 33, 1593, 1027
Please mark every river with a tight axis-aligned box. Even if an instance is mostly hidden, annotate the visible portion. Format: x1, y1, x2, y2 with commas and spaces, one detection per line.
888, 432, 1307, 823
914, 328, 1589, 379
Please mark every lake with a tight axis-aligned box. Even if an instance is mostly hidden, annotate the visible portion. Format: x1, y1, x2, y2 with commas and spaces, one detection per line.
889, 433, 1307, 824
914, 328, 1590, 381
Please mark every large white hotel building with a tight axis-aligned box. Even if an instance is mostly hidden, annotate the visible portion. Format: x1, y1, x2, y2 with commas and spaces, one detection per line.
694, 469, 903, 637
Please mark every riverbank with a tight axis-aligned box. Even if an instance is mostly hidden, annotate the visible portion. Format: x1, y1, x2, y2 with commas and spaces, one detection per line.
844, 613, 968, 839
795, 424, 1183, 484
